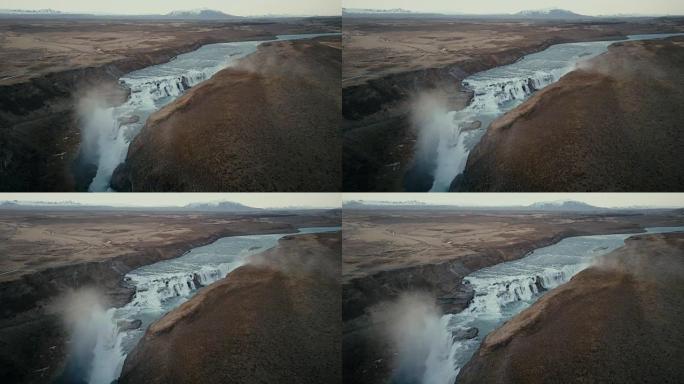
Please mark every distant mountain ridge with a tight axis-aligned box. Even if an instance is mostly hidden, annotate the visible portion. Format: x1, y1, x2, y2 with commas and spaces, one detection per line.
0, 8, 318, 19
343, 200, 675, 211
342, 7, 600, 19
0, 200, 338, 212
0, 200, 260, 212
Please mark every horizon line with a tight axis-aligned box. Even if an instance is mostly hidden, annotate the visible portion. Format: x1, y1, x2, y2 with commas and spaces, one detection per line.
341, 7, 683, 17
0, 8, 342, 17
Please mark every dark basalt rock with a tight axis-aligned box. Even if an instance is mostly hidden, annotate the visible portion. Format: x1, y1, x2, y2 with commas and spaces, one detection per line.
452, 327, 479, 341
109, 162, 132, 192
118, 319, 143, 331
117, 115, 140, 125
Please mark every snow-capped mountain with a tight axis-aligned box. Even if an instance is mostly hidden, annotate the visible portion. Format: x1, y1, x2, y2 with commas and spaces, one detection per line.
183, 201, 259, 211
0, 200, 81, 206
0, 8, 62, 14
514, 8, 589, 19
343, 200, 427, 208
527, 200, 601, 211
165, 9, 241, 20
343, 8, 414, 15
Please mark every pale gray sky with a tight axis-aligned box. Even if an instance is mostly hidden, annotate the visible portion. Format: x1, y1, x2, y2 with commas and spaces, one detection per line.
343, 193, 684, 208
3, 0, 340, 16
342, 0, 684, 16
0, 193, 340, 208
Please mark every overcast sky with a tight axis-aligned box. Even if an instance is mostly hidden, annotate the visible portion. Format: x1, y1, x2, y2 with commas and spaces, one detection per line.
342, 0, 684, 16
2, 0, 340, 16
343, 193, 684, 208
0, 193, 340, 208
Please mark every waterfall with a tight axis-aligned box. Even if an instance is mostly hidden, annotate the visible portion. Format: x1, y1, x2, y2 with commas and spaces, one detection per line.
87, 309, 126, 384
425, 39, 629, 191
82, 33, 339, 192
418, 227, 684, 383
86, 64, 234, 192
464, 263, 587, 317
428, 67, 571, 192
86, 262, 239, 384
85, 227, 339, 384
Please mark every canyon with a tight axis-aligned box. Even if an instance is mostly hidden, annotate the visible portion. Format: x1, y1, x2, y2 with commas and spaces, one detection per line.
341, 208, 684, 384
457, 231, 684, 383
0, 17, 340, 191
110, 35, 341, 192
341, 17, 684, 191
0, 208, 339, 383
120, 232, 341, 384
457, 36, 684, 191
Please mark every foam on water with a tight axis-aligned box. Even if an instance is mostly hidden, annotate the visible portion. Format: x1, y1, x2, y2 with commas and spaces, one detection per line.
416, 226, 684, 383
428, 33, 684, 191
86, 226, 339, 384
85, 33, 339, 191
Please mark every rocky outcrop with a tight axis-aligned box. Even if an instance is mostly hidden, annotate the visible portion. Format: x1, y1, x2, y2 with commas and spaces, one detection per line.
119, 232, 341, 384
111, 37, 341, 192
453, 327, 478, 341
457, 37, 684, 191
457, 232, 684, 383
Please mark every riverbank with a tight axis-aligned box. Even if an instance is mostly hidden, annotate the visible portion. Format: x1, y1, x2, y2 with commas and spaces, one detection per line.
0, 209, 339, 383
0, 18, 340, 191
341, 17, 684, 191
457, 231, 684, 383
457, 36, 684, 191
110, 35, 341, 192
342, 209, 684, 384
119, 232, 341, 384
